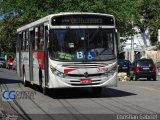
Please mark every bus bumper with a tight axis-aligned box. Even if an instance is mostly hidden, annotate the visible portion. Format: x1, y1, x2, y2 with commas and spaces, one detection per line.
48, 72, 118, 88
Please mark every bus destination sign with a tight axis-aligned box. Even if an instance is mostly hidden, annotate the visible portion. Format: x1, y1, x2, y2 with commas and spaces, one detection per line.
62, 18, 102, 24
51, 14, 114, 26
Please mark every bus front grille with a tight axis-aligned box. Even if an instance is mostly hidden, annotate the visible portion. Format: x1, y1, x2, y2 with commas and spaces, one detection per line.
62, 63, 109, 68
67, 73, 103, 77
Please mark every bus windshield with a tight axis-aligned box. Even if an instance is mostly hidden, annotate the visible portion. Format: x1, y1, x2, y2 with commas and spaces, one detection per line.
49, 29, 115, 61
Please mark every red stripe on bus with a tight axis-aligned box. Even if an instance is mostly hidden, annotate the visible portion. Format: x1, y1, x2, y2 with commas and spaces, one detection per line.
33, 52, 45, 70
64, 68, 76, 74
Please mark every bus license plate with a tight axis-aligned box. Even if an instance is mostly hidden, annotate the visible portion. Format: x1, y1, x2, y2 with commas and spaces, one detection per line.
80, 79, 91, 84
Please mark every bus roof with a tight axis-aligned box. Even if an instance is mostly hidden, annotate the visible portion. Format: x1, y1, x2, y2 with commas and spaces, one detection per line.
17, 12, 115, 32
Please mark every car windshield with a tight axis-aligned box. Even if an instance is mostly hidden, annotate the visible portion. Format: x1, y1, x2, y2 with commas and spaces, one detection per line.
49, 29, 115, 61
118, 60, 131, 66
137, 60, 154, 66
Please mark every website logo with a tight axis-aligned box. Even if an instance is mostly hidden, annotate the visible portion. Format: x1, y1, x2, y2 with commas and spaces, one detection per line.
2, 90, 16, 101
2, 90, 36, 101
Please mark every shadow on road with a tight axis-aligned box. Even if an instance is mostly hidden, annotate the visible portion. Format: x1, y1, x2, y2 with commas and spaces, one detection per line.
0, 77, 137, 99
0, 78, 23, 85
46, 87, 137, 99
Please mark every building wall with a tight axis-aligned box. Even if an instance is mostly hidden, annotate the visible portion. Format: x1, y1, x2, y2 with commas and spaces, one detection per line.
145, 51, 160, 63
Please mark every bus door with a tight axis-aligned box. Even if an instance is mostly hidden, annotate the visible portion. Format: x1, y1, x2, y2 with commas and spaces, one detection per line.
44, 24, 49, 87
29, 28, 34, 83
17, 33, 22, 77
32, 26, 45, 86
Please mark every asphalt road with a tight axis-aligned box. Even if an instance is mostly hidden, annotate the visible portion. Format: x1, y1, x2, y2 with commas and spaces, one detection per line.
0, 68, 160, 120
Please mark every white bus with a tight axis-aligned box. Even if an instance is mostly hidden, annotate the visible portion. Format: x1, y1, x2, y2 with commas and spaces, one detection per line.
16, 12, 118, 94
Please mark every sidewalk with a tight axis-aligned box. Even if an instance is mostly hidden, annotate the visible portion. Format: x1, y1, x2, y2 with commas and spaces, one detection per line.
0, 102, 3, 119
0, 91, 4, 119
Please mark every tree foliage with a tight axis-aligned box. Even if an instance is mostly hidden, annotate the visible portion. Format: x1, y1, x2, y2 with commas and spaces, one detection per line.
140, 0, 160, 44
0, 0, 159, 54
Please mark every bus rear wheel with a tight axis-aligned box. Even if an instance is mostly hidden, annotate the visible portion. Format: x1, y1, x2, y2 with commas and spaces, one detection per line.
23, 72, 29, 87
39, 71, 48, 95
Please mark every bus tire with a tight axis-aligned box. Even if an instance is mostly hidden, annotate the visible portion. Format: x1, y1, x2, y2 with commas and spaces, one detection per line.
42, 87, 48, 95
39, 69, 43, 86
23, 71, 28, 87
92, 87, 102, 94
39, 70, 48, 95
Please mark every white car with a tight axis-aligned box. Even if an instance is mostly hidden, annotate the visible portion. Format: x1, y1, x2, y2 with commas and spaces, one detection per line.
0, 57, 6, 68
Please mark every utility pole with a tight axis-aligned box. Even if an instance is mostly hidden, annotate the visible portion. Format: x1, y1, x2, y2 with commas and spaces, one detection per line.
131, 20, 134, 62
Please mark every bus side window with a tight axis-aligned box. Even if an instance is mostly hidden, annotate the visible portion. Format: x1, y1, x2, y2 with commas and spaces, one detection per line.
49, 30, 59, 58
19, 33, 23, 51
37, 26, 41, 50
34, 25, 44, 51
26, 31, 29, 51
22, 32, 26, 51
39, 25, 44, 51
29, 29, 35, 51
33, 26, 41, 51
40, 39, 44, 50
34, 27, 39, 51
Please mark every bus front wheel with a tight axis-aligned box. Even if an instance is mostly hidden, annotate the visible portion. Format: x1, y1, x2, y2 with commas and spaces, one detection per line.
42, 87, 48, 95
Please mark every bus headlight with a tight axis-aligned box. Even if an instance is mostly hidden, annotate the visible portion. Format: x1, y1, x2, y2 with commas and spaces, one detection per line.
50, 65, 66, 78
110, 65, 117, 72
104, 65, 117, 76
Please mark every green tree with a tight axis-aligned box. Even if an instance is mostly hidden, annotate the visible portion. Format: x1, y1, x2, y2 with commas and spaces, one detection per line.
1, 0, 158, 55
140, 0, 160, 44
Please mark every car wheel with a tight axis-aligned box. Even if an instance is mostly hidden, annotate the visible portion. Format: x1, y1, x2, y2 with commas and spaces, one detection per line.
152, 76, 156, 81
133, 75, 138, 81
130, 76, 133, 80
147, 77, 151, 81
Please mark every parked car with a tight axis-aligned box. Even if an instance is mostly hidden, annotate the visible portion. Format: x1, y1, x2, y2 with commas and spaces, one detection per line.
130, 58, 157, 81
155, 62, 160, 68
155, 61, 160, 74
6, 58, 14, 69
117, 59, 131, 76
0, 57, 6, 68
12, 58, 17, 70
